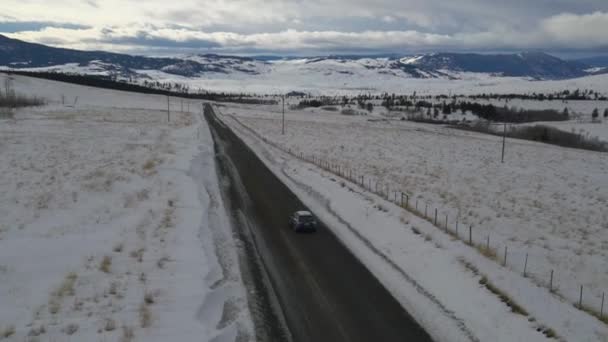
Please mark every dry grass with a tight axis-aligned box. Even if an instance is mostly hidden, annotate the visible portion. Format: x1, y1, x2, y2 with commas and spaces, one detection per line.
130, 248, 145, 263
142, 159, 156, 171
580, 304, 608, 325
56, 272, 78, 297
541, 326, 557, 339
476, 244, 499, 261
1, 325, 15, 339
139, 302, 152, 328
48, 272, 78, 314
479, 276, 529, 316
100, 256, 112, 273
120, 326, 135, 342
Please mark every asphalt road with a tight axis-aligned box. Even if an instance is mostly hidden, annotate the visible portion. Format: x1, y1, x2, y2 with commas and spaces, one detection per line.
205, 104, 433, 342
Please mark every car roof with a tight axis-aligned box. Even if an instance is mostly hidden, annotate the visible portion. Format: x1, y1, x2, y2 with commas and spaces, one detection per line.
296, 210, 313, 216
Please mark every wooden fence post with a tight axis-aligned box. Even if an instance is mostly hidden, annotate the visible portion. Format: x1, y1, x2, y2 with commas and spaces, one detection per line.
549, 269, 554, 292
503, 246, 508, 267
524, 253, 528, 277
601, 292, 605, 318
579, 285, 584, 309
445, 214, 448, 232
434, 208, 438, 225
469, 225, 472, 245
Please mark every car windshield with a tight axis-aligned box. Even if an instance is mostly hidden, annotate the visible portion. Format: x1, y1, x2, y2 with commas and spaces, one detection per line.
299, 215, 314, 223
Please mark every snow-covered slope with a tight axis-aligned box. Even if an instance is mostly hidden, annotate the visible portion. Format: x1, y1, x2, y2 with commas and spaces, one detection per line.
0, 74, 253, 341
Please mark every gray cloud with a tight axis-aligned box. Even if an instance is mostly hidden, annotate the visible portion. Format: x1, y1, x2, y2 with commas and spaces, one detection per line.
98, 31, 221, 49
0, 20, 90, 33
1, 0, 607, 55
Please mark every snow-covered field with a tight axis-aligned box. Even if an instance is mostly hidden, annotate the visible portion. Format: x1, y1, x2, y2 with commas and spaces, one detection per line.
4, 71, 608, 342
219, 104, 608, 341
0, 75, 252, 341
219, 102, 608, 327
137, 66, 608, 96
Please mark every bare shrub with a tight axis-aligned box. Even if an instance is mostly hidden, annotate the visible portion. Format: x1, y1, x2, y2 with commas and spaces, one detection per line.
340, 108, 358, 116
157, 256, 170, 269
0, 92, 45, 108
48, 297, 61, 314
62, 323, 79, 335
109, 282, 119, 295
104, 318, 117, 332
28, 325, 46, 337
144, 292, 155, 305
130, 248, 145, 262
113, 243, 123, 253
100, 256, 112, 273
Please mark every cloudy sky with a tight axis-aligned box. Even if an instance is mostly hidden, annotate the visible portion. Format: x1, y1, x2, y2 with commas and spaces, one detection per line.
1, 0, 607, 56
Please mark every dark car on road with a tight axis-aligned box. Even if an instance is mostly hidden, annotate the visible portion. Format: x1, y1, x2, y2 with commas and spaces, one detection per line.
289, 211, 317, 233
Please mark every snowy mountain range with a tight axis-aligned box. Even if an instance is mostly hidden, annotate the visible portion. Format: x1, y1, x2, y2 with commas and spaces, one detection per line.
1, 34, 607, 87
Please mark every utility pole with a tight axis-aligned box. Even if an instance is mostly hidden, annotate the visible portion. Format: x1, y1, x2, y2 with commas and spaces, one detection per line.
501, 121, 506, 163
167, 96, 170, 122
282, 94, 285, 135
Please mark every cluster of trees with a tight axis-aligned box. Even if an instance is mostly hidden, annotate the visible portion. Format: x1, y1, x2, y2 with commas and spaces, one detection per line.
461, 89, 607, 101
408, 100, 571, 123
347, 89, 608, 104
296, 98, 337, 108
591, 108, 608, 120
